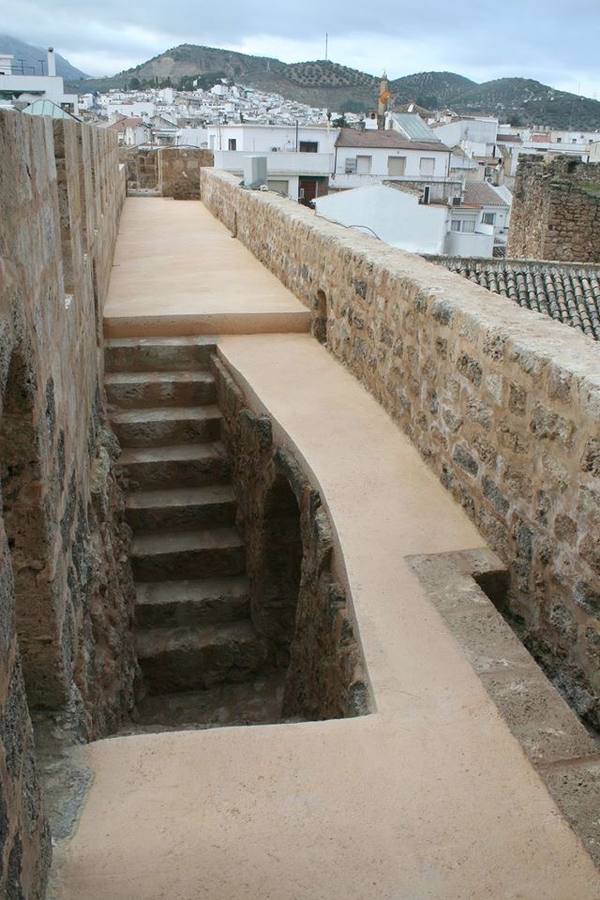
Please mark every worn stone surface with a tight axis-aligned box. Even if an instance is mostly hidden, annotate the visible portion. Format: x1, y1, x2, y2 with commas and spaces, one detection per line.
0, 109, 134, 896
509, 155, 600, 262
201, 167, 600, 731
213, 355, 368, 719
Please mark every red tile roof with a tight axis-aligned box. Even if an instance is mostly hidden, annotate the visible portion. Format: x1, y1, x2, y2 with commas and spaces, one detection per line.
335, 127, 448, 152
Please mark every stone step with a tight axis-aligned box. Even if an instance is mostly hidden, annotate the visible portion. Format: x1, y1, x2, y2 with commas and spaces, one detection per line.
136, 620, 268, 693
122, 672, 286, 732
131, 526, 245, 582
112, 405, 222, 448
106, 370, 216, 409
126, 485, 237, 531
105, 336, 216, 374
119, 442, 230, 490
135, 576, 249, 628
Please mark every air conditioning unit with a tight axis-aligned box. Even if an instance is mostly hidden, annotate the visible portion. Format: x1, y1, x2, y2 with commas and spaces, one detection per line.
243, 155, 268, 189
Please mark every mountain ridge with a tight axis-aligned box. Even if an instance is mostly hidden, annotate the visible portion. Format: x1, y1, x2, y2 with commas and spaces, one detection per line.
3, 37, 600, 130
70, 43, 600, 129
0, 35, 87, 80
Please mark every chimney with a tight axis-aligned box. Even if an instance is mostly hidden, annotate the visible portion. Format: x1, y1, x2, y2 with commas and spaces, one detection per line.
47, 47, 56, 77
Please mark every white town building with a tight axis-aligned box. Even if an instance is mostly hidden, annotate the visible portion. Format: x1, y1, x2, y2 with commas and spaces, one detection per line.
0, 48, 79, 115
209, 123, 337, 203
315, 179, 510, 258
331, 127, 451, 190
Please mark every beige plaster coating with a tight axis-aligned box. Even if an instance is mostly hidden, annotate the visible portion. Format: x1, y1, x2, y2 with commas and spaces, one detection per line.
104, 198, 310, 336
53, 333, 600, 899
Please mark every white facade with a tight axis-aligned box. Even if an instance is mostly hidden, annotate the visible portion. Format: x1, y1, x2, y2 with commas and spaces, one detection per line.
332, 144, 450, 190
102, 100, 156, 118
178, 127, 209, 148
0, 50, 78, 114
432, 117, 499, 156
207, 124, 338, 154
213, 149, 332, 202
315, 184, 449, 254
314, 184, 494, 257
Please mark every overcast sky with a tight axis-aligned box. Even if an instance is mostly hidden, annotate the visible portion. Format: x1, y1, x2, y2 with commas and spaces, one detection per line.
5, 1, 600, 97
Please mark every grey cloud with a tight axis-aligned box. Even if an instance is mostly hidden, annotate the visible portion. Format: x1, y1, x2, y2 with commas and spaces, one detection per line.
3, 0, 600, 87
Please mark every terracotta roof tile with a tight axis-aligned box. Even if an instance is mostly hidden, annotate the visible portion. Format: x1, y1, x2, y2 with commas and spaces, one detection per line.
335, 127, 448, 152
461, 182, 509, 208
428, 258, 600, 341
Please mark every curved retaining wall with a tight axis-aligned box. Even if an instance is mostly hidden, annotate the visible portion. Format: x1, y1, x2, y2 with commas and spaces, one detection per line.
201, 167, 600, 730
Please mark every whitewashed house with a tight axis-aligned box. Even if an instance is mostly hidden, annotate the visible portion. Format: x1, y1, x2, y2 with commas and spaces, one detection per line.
0, 48, 79, 114
331, 127, 451, 190
210, 123, 336, 203
314, 183, 495, 257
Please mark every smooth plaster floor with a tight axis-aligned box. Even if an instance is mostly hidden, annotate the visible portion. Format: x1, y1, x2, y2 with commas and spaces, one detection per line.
104, 198, 311, 336
51, 201, 600, 899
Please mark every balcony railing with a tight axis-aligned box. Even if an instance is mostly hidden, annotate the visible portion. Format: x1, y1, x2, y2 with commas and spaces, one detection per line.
213, 150, 334, 176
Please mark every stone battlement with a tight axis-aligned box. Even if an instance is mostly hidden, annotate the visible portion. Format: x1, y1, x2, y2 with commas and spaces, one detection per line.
508, 154, 600, 261
201, 167, 600, 732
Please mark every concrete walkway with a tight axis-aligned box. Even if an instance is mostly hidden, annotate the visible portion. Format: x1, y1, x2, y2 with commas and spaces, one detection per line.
104, 198, 310, 337
53, 325, 600, 895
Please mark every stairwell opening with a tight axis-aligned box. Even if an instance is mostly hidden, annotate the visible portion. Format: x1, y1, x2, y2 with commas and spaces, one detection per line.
108, 338, 370, 735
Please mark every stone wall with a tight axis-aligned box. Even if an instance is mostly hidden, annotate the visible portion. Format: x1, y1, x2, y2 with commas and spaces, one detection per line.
123, 147, 213, 198
213, 356, 369, 720
508, 155, 600, 261
201, 167, 600, 731
0, 109, 133, 896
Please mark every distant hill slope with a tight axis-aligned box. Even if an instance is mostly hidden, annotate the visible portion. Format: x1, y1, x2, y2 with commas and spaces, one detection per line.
69, 42, 600, 130
389, 71, 477, 108
452, 77, 600, 129
0, 34, 88, 80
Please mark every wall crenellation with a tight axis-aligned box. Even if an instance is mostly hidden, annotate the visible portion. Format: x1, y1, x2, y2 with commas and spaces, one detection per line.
508, 154, 600, 261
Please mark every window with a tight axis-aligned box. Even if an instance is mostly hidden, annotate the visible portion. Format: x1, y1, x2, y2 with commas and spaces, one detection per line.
356, 155, 372, 174
228, 138, 237, 150
451, 219, 476, 233
419, 157, 435, 175
267, 179, 289, 197
344, 157, 357, 174
388, 156, 407, 176
482, 212, 496, 225
299, 141, 318, 153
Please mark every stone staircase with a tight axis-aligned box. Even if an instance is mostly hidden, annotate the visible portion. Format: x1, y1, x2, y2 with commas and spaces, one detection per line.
105, 337, 284, 731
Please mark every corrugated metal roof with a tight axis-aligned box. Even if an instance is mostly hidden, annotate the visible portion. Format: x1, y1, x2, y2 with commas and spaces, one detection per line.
22, 98, 79, 122
22, 99, 79, 120
391, 113, 442, 143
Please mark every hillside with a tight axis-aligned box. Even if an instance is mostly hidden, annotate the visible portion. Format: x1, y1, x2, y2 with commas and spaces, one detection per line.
389, 71, 477, 109
67, 42, 600, 130
0, 34, 87, 80
452, 77, 600, 129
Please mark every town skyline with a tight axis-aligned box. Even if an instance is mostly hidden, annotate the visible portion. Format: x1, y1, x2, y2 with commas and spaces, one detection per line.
4, 1, 600, 98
